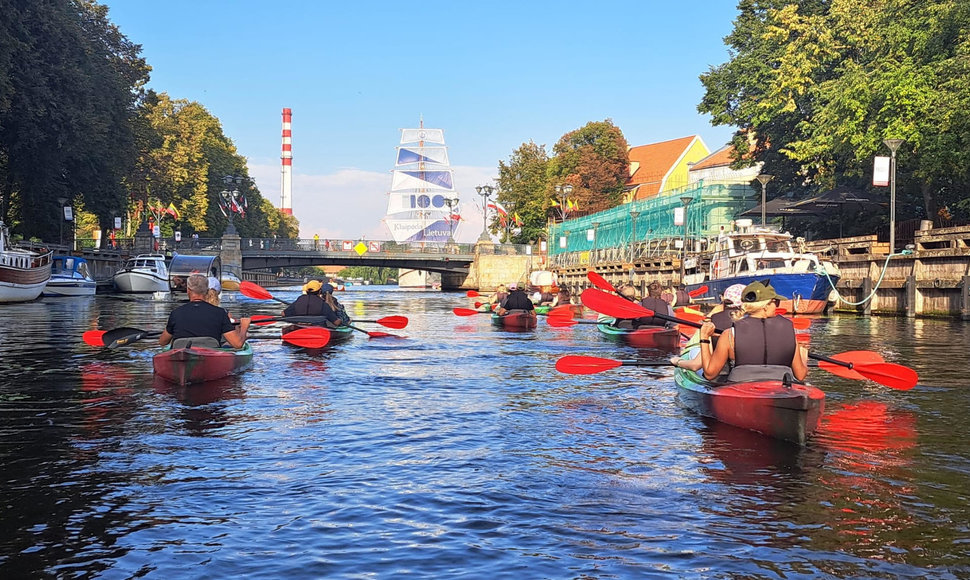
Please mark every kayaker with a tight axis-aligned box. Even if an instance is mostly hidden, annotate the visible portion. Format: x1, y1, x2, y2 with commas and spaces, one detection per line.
551, 286, 571, 307
634, 281, 675, 329
698, 279, 808, 382
489, 284, 509, 308
674, 283, 693, 308
497, 282, 535, 315
283, 280, 341, 328
321, 283, 351, 325
611, 284, 641, 329
159, 273, 250, 349
670, 283, 745, 371
205, 276, 222, 307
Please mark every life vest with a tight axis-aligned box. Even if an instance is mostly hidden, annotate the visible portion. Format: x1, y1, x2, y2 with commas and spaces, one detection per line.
732, 316, 796, 367
635, 296, 672, 327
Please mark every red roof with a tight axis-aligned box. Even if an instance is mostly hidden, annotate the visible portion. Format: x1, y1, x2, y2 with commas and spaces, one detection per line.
627, 136, 698, 198
691, 144, 735, 170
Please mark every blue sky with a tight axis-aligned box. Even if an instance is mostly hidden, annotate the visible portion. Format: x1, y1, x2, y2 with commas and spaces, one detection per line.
102, 1, 740, 241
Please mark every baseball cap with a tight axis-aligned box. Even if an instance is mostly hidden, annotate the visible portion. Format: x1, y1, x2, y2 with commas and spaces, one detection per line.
321, 283, 335, 294
207, 276, 221, 293
722, 283, 745, 307
741, 279, 788, 303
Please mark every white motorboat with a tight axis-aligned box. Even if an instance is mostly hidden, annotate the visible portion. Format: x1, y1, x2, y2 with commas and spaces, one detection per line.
43, 255, 97, 296
113, 254, 170, 293
0, 219, 52, 303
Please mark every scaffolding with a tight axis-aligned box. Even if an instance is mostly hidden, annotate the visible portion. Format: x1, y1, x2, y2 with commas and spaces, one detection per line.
548, 181, 756, 264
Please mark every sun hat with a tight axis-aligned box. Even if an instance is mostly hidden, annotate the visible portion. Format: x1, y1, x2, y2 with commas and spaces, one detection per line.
722, 283, 745, 307
741, 279, 788, 303
303, 280, 323, 294
207, 276, 221, 293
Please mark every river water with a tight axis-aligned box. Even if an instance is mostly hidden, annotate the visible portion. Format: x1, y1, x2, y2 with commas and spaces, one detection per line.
0, 286, 968, 579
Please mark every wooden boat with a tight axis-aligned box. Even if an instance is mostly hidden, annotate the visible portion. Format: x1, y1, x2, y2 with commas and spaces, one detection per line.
153, 341, 254, 386
491, 311, 538, 330
281, 324, 354, 346
113, 254, 169, 293
672, 342, 825, 445
596, 318, 682, 349
0, 220, 52, 303
43, 255, 97, 296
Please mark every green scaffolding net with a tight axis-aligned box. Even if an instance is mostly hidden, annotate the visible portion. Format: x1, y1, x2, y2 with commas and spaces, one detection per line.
548, 181, 757, 257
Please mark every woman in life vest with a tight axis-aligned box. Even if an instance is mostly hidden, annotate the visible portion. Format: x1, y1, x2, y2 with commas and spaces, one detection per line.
698, 279, 808, 382
670, 283, 746, 372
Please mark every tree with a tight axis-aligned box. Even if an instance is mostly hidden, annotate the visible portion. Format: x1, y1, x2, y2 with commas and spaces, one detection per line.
548, 120, 630, 214
496, 141, 549, 244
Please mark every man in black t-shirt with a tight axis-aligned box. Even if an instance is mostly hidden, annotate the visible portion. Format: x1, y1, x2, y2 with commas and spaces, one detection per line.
282, 280, 341, 327
159, 274, 250, 348
497, 282, 535, 315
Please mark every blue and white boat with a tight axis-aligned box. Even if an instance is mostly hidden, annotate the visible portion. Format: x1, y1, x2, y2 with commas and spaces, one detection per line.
684, 219, 840, 314
43, 255, 97, 297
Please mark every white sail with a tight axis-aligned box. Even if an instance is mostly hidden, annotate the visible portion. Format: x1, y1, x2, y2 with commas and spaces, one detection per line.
383, 123, 461, 244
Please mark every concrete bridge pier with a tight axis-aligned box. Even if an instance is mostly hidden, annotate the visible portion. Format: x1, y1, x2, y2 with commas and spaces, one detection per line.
221, 232, 241, 277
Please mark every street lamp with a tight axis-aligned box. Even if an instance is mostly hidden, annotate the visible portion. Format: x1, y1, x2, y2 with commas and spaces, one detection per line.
221, 175, 248, 235
57, 197, 67, 246
754, 174, 774, 226
884, 138, 905, 255
475, 185, 494, 242
443, 197, 458, 243
679, 196, 693, 282
553, 184, 573, 221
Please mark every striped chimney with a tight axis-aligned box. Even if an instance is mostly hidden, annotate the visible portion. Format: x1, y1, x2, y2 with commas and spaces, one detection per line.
280, 107, 293, 215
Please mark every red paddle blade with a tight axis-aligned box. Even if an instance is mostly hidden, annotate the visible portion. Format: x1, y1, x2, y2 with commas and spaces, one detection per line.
239, 280, 274, 300
556, 355, 623, 374
453, 307, 483, 316
82, 330, 107, 347
786, 317, 811, 330
675, 310, 705, 324
774, 307, 788, 315
581, 288, 654, 319
586, 271, 617, 292
374, 315, 408, 329
547, 305, 574, 317
466, 290, 480, 297
853, 362, 919, 391
687, 285, 708, 297
282, 327, 331, 348
365, 330, 402, 338
546, 316, 577, 328
251, 314, 280, 326
474, 302, 484, 308
795, 333, 811, 344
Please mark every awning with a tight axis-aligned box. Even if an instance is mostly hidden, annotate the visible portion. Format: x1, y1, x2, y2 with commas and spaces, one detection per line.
740, 197, 815, 218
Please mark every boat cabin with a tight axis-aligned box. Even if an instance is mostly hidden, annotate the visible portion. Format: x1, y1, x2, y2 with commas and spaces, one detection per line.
168, 254, 221, 293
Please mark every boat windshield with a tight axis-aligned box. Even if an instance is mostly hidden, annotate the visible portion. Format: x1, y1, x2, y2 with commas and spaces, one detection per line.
77, 261, 91, 278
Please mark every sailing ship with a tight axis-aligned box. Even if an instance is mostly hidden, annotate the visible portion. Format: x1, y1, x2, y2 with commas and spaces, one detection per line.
0, 219, 52, 303
382, 122, 461, 244
683, 219, 840, 314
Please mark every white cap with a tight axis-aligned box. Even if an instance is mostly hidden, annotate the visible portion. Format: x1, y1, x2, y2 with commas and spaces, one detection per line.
207, 276, 221, 293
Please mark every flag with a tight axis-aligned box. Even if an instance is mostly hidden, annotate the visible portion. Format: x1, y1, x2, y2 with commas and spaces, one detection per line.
167, 202, 181, 220
551, 199, 560, 207
513, 212, 523, 226
568, 199, 578, 211
487, 202, 508, 217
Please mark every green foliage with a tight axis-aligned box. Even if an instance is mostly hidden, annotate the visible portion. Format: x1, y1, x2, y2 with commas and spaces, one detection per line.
699, 0, 970, 229
337, 266, 396, 285
496, 141, 550, 243
549, 120, 630, 214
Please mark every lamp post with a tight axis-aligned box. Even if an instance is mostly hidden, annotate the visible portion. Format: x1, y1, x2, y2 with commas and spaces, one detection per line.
443, 197, 458, 243
475, 185, 494, 242
553, 184, 573, 221
679, 196, 693, 282
57, 198, 67, 246
590, 221, 600, 267
884, 138, 905, 255
221, 175, 247, 235
754, 174, 774, 226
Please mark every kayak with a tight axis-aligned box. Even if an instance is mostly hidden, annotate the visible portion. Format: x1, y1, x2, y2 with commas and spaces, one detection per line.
281, 324, 354, 346
534, 305, 551, 315
491, 311, 538, 330
671, 342, 825, 445
596, 321, 682, 349
153, 342, 254, 386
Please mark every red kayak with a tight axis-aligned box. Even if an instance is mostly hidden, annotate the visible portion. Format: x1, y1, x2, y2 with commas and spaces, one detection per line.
673, 363, 825, 445
153, 342, 254, 386
491, 311, 538, 330
597, 322, 682, 349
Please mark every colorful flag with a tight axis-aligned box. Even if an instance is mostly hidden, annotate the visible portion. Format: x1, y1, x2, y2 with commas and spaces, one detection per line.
487, 202, 508, 217
513, 212, 523, 226
167, 202, 181, 220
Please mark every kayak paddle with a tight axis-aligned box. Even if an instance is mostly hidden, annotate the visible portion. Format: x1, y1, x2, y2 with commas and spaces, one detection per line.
556, 355, 674, 374
580, 288, 917, 390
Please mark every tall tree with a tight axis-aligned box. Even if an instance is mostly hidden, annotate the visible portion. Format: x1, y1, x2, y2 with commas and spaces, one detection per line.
496, 141, 549, 244
548, 120, 630, 214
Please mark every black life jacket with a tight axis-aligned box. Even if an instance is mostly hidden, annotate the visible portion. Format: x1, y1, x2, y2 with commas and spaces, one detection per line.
635, 296, 671, 327
732, 316, 796, 367
709, 307, 740, 348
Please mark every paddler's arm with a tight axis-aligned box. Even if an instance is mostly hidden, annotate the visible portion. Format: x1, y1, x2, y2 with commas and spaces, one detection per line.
792, 343, 809, 381
700, 321, 730, 380
222, 317, 250, 349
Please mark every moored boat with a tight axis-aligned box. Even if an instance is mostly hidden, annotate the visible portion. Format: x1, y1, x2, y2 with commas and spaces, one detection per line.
220, 270, 241, 291
672, 341, 825, 445
43, 255, 97, 297
491, 311, 538, 330
0, 220, 52, 303
153, 341, 254, 386
113, 254, 170, 293
684, 219, 839, 314
596, 320, 682, 350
